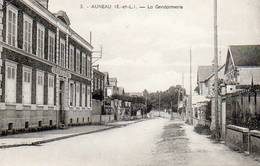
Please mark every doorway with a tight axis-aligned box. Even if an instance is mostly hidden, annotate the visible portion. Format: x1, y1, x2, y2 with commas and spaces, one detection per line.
59, 80, 65, 125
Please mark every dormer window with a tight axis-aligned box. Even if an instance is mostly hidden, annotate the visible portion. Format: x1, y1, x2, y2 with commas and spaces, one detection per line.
54, 10, 71, 26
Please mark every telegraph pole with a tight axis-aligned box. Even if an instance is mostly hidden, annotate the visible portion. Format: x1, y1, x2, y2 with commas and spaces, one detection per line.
189, 48, 192, 124
214, 0, 220, 141
159, 92, 161, 117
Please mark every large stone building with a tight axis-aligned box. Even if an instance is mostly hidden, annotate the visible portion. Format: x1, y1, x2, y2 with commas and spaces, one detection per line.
0, 0, 93, 133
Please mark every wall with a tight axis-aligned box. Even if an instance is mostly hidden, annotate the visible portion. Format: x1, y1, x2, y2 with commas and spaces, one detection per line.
0, 107, 57, 131
225, 125, 249, 152
91, 115, 114, 124
250, 130, 260, 157
92, 99, 102, 115
66, 109, 91, 125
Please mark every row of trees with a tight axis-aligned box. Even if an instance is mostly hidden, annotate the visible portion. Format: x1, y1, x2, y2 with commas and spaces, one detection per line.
143, 85, 186, 112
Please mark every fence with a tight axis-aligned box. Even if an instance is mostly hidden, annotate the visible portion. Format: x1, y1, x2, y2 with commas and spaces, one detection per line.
226, 89, 260, 130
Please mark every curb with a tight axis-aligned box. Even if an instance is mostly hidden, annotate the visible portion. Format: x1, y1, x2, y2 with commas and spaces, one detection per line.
0, 119, 148, 149
0, 126, 117, 149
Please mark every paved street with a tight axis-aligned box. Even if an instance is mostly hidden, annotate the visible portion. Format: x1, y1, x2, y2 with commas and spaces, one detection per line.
0, 118, 259, 166
0, 120, 142, 147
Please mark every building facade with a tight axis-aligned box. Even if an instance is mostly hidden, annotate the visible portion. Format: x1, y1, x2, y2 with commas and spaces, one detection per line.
92, 68, 105, 116
92, 68, 104, 94
0, 0, 93, 133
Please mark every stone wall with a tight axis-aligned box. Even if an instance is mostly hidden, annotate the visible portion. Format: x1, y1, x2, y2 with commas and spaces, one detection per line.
0, 106, 57, 132
226, 125, 249, 152
101, 115, 114, 123
250, 130, 260, 157
92, 99, 102, 115
91, 115, 114, 124
66, 109, 91, 125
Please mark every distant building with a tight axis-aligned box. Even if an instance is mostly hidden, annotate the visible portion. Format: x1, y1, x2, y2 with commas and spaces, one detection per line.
106, 77, 119, 97
127, 92, 144, 97
204, 65, 225, 98
92, 68, 105, 93
118, 87, 125, 95
197, 66, 214, 96
109, 77, 117, 87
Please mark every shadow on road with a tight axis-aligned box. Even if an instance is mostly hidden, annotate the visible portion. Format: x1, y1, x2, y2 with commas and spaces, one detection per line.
151, 120, 191, 166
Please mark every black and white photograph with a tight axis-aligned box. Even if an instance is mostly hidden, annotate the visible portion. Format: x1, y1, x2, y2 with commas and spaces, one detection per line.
0, 0, 260, 165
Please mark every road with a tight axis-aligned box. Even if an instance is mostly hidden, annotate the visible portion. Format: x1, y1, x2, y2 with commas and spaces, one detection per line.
0, 118, 259, 166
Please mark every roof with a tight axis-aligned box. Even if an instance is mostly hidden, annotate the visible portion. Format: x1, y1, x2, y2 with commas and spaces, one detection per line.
192, 95, 209, 105
54, 10, 71, 26
205, 64, 225, 81
197, 66, 214, 83
109, 77, 117, 82
93, 68, 105, 76
229, 45, 260, 66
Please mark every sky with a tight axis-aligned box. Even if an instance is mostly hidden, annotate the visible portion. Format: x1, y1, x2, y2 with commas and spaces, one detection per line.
49, 0, 260, 93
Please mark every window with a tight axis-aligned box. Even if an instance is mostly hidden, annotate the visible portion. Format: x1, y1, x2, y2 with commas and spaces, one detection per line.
82, 53, 86, 75
6, 5, 18, 47
48, 75, 54, 88
95, 78, 98, 90
69, 45, 75, 71
59, 38, 65, 67
37, 23, 45, 58
87, 56, 91, 78
36, 71, 44, 105
48, 31, 55, 63
23, 14, 32, 53
98, 79, 100, 90
69, 82, 75, 106
101, 80, 104, 90
5, 61, 17, 103
76, 82, 80, 106
82, 84, 86, 107
37, 73, 43, 86
76, 49, 81, 73
23, 67, 32, 104
87, 85, 91, 108
48, 74, 54, 105
94, 78, 98, 90
7, 65, 16, 80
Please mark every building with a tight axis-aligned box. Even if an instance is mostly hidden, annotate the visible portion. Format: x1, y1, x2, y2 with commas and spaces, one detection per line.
109, 77, 117, 87
106, 77, 119, 97
224, 45, 260, 86
92, 68, 105, 94
103, 72, 110, 97
92, 68, 105, 117
0, 0, 93, 133
197, 66, 214, 96
203, 65, 225, 131
127, 92, 144, 97
118, 87, 125, 95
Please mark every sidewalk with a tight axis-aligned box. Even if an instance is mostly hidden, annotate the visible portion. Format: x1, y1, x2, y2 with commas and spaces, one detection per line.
0, 119, 144, 149
183, 122, 260, 166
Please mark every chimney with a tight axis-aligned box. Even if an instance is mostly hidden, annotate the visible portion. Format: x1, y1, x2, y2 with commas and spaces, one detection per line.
35, 0, 49, 9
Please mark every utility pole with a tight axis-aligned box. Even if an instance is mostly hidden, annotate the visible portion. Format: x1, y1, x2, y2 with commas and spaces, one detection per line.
171, 101, 173, 119
182, 72, 184, 88
214, 0, 220, 141
189, 48, 192, 124
159, 92, 161, 117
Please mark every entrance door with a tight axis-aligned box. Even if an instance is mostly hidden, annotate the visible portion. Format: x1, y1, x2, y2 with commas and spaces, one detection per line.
5, 62, 17, 103
59, 80, 65, 124
22, 68, 32, 104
